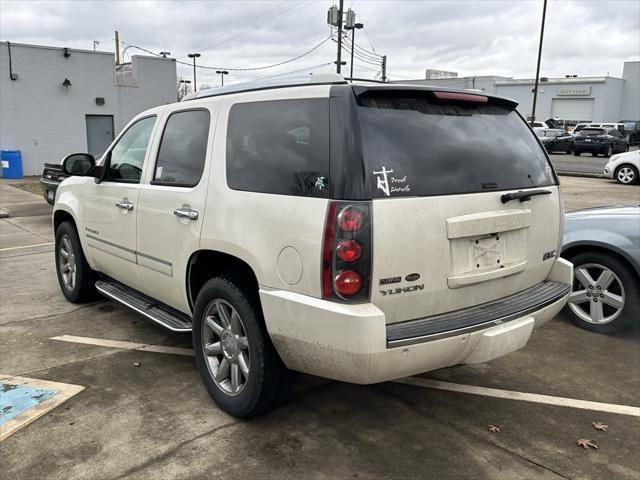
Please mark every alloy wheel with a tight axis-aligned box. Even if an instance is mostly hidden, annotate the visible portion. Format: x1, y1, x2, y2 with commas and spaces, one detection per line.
568, 263, 625, 324
617, 167, 635, 184
202, 299, 250, 396
58, 234, 76, 291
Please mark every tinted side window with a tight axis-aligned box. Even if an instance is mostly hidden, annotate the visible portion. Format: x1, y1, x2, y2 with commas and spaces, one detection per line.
153, 110, 211, 186
106, 116, 156, 183
226, 99, 329, 197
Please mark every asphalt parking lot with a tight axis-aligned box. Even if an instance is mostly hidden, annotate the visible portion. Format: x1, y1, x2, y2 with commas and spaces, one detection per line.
0, 176, 638, 480
548, 145, 639, 176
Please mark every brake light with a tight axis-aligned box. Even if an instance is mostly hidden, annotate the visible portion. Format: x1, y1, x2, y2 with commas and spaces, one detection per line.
336, 239, 362, 262
322, 201, 372, 301
338, 207, 364, 232
433, 91, 488, 103
334, 270, 362, 296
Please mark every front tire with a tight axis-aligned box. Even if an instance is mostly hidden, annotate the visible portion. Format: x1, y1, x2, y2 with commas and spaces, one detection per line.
615, 164, 638, 185
55, 221, 96, 303
192, 276, 293, 418
563, 251, 639, 334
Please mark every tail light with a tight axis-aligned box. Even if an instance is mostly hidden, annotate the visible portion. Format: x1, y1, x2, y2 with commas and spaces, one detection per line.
322, 201, 372, 302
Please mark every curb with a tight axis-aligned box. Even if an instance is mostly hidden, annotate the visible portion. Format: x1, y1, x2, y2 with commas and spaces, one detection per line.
556, 171, 604, 179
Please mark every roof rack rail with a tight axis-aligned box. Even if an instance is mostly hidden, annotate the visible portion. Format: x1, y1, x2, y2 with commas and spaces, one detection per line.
343, 77, 388, 84
182, 73, 347, 101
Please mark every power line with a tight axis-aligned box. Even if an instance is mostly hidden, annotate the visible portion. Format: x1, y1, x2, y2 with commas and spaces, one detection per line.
119, 36, 332, 72
181, 0, 289, 55
249, 62, 332, 82
193, 1, 315, 56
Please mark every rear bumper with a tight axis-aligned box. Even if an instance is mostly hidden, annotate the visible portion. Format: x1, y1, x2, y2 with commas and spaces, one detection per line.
574, 143, 607, 153
261, 258, 573, 384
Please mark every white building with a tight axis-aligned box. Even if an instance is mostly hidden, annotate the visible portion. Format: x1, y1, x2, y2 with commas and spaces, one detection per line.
0, 42, 177, 175
402, 61, 640, 127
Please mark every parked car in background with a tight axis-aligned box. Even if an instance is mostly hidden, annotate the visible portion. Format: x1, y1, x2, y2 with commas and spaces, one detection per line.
586, 122, 626, 137
562, 205, 640, 333
619, 120, 640, 145
604, 149, 640, 185
40, 162, 68, 205
536, 129, 574, 154
573, 128, 629, 157
572, 123, 590, 135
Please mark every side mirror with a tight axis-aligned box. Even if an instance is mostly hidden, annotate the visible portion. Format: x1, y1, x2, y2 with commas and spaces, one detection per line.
61, 153, 95, 176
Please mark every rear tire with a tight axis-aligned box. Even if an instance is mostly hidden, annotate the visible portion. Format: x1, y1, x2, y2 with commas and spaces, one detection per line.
591, 152, 598, 157
563, 251, 639, 334
574, 151, 581, 156
192, 276, 293, 418
55, 221, 97, 303
614, 164, 638, 185
605, 145, 613, 158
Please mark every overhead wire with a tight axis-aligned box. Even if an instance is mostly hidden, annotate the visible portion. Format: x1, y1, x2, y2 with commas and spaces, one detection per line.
119, 36, 332, 72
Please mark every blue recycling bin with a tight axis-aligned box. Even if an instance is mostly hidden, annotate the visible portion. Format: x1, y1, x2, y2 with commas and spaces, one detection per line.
1, 150, 23, 179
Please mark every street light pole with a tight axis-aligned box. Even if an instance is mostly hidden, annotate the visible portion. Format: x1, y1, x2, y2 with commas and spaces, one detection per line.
216, 70, 229, 86
188, 53, 201, 92
530, 0, 547, 124
346, 23, 363, 81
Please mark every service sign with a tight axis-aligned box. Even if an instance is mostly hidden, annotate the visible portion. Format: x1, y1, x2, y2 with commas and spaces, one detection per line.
558, 87, 591, 96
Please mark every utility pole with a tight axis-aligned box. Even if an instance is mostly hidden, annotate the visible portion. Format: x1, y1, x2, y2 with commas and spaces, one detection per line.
188, 53, 201, 92
216, 70, 229, 86
93, 40, 100, 51
530, 0, 547, 124
381, 55, 387, 82
336, 0, 344, 73
114, 30, 120, 65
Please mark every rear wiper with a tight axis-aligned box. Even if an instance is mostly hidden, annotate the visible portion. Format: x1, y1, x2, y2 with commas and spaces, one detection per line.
501, 189, 551, 204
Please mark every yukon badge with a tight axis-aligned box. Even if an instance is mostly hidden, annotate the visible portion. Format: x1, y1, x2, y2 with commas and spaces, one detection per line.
380, 284, 425, 296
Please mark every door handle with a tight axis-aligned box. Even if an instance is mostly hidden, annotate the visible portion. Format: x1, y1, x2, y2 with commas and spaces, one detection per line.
115, 199, 134, 211
173, 207, 199, 221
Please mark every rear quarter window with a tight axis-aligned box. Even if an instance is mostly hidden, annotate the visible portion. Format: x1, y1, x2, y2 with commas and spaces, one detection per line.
226, 99, 329, 197
356, 92, 555, 197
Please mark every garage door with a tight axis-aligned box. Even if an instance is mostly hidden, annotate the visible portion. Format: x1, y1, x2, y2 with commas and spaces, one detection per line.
550, 98, 595, 121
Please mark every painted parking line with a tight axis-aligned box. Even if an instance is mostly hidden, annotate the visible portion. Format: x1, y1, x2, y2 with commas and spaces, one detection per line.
51, 335, 640, 417
51, 335, 195, 356
0, 374, 84, 441
392, 377, 640, 417
0, 242, 54, 252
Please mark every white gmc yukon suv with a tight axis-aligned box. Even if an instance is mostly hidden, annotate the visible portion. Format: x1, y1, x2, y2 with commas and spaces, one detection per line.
53, 75, 573, 417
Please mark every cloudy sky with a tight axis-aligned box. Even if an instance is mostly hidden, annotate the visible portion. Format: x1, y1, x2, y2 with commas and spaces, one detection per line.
1, 0, 638, 88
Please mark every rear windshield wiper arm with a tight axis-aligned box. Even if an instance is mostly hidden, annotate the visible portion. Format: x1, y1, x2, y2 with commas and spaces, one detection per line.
501, 189, 551, 204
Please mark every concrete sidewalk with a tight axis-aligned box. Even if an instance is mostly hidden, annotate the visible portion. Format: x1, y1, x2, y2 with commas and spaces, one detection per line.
0, 183, 52, 218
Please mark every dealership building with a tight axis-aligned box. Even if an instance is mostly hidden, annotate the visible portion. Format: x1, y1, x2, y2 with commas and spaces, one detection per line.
404, 61, 640, 126
0, 42, 177, 175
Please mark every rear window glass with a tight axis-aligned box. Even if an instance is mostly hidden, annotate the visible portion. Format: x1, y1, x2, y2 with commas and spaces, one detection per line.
578, 129, 605, 136
356, 92, 555, 197
226, 99, 329, 197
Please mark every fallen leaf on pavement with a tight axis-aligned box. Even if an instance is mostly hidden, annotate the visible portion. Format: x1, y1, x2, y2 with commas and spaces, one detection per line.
577, 439, 599, 450
133, 362, 141, 367
487, 425, 501, 433
592, 422, 608, 431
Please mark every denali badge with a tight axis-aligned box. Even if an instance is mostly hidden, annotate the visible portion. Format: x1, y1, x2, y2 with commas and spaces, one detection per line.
380, 284, 425, 296
405, 273, 421, 282
380, 276, 401, 285
543, 250, 556, 261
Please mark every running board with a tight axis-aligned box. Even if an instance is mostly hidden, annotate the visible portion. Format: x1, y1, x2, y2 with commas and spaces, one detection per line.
95, 279, 192, 332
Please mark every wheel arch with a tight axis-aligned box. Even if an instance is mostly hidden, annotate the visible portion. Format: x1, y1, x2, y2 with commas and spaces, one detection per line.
561, 242, 640, 279
53, 207, 78, 233
187, 250, 261, 311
